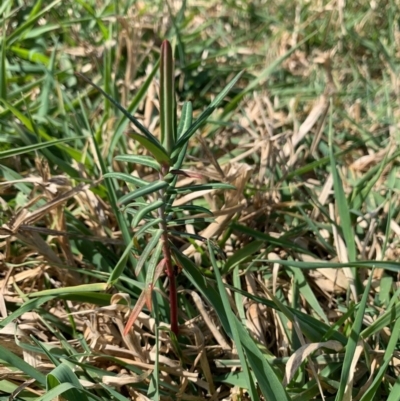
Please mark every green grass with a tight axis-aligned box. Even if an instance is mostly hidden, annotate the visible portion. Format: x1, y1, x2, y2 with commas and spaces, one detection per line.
1, 0, 400, 400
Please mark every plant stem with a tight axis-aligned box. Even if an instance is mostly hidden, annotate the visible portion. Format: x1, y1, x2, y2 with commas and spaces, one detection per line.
161, 229, 179, 335
158, 173, 179, 335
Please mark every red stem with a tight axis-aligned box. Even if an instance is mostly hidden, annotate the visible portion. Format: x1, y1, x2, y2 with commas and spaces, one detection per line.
162, 233, 179, 335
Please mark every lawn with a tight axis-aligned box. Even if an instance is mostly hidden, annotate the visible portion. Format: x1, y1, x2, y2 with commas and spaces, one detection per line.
0, 1, 400, 400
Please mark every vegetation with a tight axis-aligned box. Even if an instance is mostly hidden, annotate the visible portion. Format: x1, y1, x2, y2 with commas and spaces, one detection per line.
0, 1, 399, 400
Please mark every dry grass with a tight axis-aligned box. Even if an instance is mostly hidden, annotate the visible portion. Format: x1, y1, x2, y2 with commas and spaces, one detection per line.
1, 0, 400, 400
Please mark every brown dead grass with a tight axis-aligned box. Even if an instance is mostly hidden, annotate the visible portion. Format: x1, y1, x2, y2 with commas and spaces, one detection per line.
1, 0, 400, 399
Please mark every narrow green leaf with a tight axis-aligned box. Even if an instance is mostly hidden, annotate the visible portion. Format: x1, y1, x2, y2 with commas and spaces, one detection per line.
334, 272, 374, 401
328, 105, 359, 294
288, 266, 329, 323
0, 137, 83, 159
100, 384, 132, 401
222, 31, 316, 115
108, 239, 136, 285
135, 229, 163, 276
132, 200, 164, 228
0, 344, 46, 385
103, 171, 148, 187
387, 375, 400, 401
264, 257, 400, 274
169, 230, 207, 242
76, 73, 164, 152
227, 284, 347, 345
172, 70, 244, 154
110, 59, 160, 156
83, 98, 138, 274
160, 40, 175, 154
144, 241, 164, 304
114, 155, 161, 171
0, 31, 6, 100
0, 295, 56, 328
134, 218, 163, 238
130, 133, 170, 165
232, 223, 315, 257
0, 99, 82, 161
168, 204, 213, 216
359, 316, 400, 401
7, 0, 61, 45
117, 180, 168, 205
223, 240, 264, 274
27, 283, 108, 297
208, 241, 259, 400
170, 182, 236, 194
177, 101, 193, 139
37, 383, 78, 401
38, 43, 57, 117
211, 241, 291, 401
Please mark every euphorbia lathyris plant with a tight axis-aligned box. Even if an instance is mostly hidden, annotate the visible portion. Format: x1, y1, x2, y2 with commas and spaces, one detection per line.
80, 40, 242, 335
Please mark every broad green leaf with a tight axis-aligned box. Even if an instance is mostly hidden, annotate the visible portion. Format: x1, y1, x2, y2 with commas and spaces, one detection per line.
58, 292, 112, 306
47, 363, 89, 401
10, 46, 50, 65
38, 43, 57, 117
37, 383, 79, 401
361, 300, 400, 340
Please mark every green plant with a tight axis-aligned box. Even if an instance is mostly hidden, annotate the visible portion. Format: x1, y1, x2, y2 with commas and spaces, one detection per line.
80, 40, 241, 335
